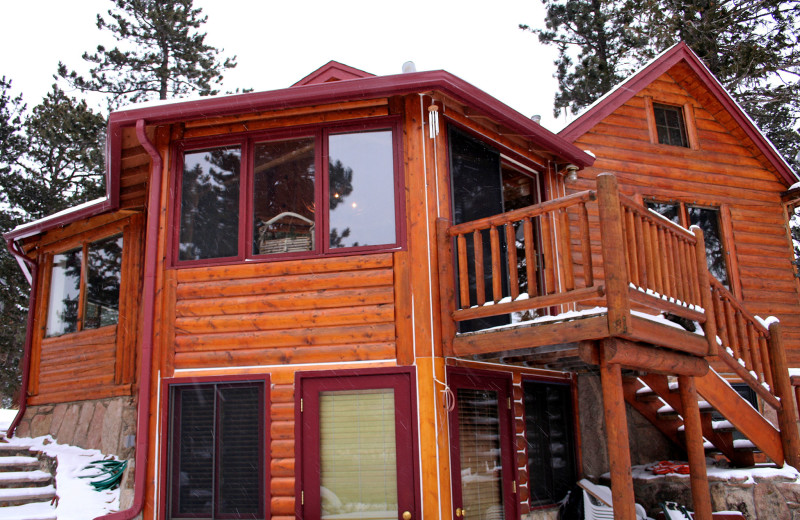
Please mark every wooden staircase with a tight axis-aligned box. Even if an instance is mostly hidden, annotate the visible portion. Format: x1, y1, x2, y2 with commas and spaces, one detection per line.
0, 442, 57, 520
623, 371, 784, 467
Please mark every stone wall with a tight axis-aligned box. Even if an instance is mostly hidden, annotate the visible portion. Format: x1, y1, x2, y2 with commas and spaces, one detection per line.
577, 373, 682, 477
13, 396, 137, 509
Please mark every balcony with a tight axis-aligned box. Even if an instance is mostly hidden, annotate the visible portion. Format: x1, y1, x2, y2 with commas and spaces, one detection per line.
436, 173, 800, 470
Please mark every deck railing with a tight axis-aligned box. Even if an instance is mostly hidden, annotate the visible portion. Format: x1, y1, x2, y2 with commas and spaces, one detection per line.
437, 173, 793, 418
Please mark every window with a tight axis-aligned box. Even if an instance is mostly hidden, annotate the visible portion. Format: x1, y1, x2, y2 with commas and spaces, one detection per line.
653, 103, 689, 147
645, 200, 730, 288
46, 234, 123, 337
168, 381, 266, 520
523, 379, 576, 507
175, 122, 401, 265
298, 370, 418, 520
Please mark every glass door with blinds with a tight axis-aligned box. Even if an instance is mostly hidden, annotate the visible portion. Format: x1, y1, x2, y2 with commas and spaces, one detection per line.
448, 369, 517, 520
299, 370, 418, 520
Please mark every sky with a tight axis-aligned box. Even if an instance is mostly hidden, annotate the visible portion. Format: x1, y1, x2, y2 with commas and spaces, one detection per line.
0, 0, 571, 131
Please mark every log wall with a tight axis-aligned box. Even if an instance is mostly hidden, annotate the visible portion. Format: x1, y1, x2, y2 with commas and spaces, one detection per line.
566, 67, 800, 363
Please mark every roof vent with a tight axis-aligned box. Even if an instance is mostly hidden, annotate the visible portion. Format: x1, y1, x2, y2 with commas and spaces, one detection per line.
402, 61, 417, 74
531, 115, 541, 124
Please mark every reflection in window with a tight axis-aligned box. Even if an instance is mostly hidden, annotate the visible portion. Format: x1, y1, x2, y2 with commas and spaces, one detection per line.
653, 103, 688, 147
85, 235, 122, 329
252, 138, 316, 255
46, 248, 82, 336
179, 146, 241, 261
328, 131, 395, 249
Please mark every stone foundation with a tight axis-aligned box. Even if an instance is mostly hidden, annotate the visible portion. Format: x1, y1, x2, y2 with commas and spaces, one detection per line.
626, 469, 800, 519
13, 396, 137, 508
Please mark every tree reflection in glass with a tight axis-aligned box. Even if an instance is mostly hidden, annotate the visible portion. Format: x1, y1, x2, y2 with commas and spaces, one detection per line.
46, 248, 82, 336
179, 146, 241, 260
252, 138, 315, 255
328, 131, 395, 249
84, 234, 122, 329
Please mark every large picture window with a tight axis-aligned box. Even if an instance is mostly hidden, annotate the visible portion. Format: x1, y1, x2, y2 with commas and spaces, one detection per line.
168, 381, 266, 520
46, 234, 123, 337
175, 121, 402, 265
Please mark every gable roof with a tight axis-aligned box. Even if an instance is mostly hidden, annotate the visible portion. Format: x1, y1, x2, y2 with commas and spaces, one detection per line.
4, 64, 594, 246
559, 42, 798, 185
292, 60, 374, 86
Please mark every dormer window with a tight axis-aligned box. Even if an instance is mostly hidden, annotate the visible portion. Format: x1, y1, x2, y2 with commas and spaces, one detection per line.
653, 103, 689, 147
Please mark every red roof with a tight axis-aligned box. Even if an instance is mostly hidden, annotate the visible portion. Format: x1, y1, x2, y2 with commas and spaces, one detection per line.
292, 60, 374, 86
559, 42, 798, 185
5, 66, 594, 243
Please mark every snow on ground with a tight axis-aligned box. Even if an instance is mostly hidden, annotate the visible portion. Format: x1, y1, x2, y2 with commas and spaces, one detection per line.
627, 460, 800, 485
0, 408, 17, 434
2, 431, 121, 520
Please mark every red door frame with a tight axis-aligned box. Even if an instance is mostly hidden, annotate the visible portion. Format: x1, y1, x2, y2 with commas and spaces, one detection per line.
295, 367, 420, 520
447, 367, 518, 520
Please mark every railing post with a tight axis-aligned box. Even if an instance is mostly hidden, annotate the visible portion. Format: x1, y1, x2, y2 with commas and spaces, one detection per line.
437, 218, 457, 357
691, 226, 718, 357
596, 173, 630, 335
767, 321, 800, 468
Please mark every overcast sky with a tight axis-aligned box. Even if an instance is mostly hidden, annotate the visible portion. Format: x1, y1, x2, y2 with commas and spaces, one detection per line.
1, 0, 571, 130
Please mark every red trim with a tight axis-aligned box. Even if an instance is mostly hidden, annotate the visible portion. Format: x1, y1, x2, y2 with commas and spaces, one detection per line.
159, 374, 270, 520
295, 367, 420, 520
446, 367, 518, 520
93, 119, 162, 520
559, 42, 798, 185
292, 60, 375, 86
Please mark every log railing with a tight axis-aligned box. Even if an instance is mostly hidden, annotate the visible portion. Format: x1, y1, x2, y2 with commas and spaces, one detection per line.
440, 189, 601, 324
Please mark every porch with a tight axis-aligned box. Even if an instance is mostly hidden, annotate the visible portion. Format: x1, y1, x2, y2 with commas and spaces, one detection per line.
436, 173, 800, 520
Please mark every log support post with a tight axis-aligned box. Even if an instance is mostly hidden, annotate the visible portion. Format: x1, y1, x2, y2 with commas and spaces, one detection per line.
597, 174, 630, 336
678, 375, 712, 520
437, 218, 457, 357
767, 322, 800, 468
599, 339, 636, 520
691, 226, 718, 357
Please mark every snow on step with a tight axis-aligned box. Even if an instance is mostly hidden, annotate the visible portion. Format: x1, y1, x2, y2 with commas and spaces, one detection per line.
0, 456, 39, 469
0, 484, 56, 501
0, 470, 52, 484
0, 501, 57, 520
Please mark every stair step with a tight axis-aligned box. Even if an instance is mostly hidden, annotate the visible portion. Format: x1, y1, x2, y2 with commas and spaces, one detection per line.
0, 485, 56, 507
0, 470, 53, 487
0, 501, 57, 520
0, 457, 40, 473
0, 445, 35, 457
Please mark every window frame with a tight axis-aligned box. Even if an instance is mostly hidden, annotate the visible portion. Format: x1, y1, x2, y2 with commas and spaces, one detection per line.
170, 117, 405, 268
643, 198, 736, 292
159, 374, 270, 520
521, 375, 578, 509
41, 221, 130, 338
295, 367, 420, 520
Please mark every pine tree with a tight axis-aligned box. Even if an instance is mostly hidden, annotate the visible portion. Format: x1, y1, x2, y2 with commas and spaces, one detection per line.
526, 0, 800, 168
0, 83, 107, 407
58, 0, 237, 108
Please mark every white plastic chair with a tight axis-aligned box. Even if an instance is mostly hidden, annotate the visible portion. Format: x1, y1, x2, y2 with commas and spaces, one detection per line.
578, 479, 651, 520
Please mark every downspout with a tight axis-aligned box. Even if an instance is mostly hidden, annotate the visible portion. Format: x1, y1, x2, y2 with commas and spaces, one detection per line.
5, 239, 37, 437
95, 119, 162, 520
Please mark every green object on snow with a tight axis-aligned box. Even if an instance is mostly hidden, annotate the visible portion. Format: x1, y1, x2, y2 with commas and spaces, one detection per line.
80, 459, 128, 491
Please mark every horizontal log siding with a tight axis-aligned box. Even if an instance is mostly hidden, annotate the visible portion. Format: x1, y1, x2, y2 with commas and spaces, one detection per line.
568, 69, 800, 362
30, 326, 126, 405
171, 253, 397, 369
119, 127, 149, 209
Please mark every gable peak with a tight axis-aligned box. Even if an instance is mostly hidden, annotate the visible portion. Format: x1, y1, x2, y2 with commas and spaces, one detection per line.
292, 61, 375, 87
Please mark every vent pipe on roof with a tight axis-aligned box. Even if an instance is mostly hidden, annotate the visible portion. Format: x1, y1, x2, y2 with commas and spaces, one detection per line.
531, 114, 542, 124
402, 61, 417, 73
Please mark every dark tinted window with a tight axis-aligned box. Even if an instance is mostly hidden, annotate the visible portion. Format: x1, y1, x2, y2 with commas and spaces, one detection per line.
179, 146, 241, 261
170, 382, 264, 519
653, 103, 688, 147
688, 205, 729, 288
524, 380, 576, 507
84, 234, 122, 329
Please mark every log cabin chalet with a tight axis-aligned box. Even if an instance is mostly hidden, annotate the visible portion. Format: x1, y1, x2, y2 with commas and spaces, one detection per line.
6, 43, 800, 520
